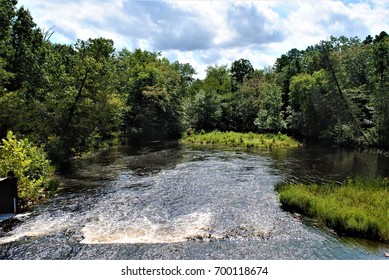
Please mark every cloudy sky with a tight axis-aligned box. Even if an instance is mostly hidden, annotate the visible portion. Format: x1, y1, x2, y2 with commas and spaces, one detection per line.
18, 0, 389, 78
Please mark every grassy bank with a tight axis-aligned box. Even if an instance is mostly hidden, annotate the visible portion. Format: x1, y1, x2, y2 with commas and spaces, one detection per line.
276, 177, 389, 242
180, 131, 300, 150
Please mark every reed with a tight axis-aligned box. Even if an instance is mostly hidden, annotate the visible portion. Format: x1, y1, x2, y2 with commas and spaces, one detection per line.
276, 177, 389, 242
180, 131, 300, 150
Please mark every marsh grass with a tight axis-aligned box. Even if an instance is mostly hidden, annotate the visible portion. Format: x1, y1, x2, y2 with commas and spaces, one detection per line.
276, 177, 389, 242
180, 131, 300, 150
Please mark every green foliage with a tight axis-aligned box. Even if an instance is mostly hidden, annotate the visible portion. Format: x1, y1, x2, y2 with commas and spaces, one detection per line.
255, 83, 286, 132
372, 33, 389, 85
117, 49, 184, 141
288, 70, 339, 137
33, 38, 125, 162
371, 36, 389, 148
186, 90, 222, 131
322, 122, 356, 145
180, 131, 300, 150
202, 65, 231, 95
219, 70, 263, 132
230, 58, 254, 90
0, 131, 56, 205
0, 1, 127, 162
276, 177, 389, 241
275, 32, 389, 147
8, 6, 49, 95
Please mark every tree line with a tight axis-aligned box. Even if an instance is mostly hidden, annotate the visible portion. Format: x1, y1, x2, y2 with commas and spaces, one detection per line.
1, 0, 389, 168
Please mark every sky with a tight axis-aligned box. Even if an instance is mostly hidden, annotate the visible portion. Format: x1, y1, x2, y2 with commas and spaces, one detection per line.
18, 0, 389, 78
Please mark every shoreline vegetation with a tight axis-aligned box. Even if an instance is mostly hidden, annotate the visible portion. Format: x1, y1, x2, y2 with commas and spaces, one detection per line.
0, 131, 58, 209
180, 131, 301, 150
276, 177, 389, 242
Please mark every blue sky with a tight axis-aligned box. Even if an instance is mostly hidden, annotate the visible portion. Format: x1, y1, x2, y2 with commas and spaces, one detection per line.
18, 0, 389, 78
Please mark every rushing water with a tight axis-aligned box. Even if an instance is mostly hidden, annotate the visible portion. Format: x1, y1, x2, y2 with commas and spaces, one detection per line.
0, 143, 388, 259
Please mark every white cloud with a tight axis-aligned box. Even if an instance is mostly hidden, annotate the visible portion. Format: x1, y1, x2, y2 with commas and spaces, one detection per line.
17, 0, 389, 78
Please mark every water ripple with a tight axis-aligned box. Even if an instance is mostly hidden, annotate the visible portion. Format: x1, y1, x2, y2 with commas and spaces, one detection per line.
0, 145, 387, 259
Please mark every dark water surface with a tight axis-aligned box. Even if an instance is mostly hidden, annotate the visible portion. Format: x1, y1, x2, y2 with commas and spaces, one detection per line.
0, 143, 388, 259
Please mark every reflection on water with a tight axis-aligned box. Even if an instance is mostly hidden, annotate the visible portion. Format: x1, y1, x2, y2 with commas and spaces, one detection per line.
269, 145, 389, 183
0, 143, 388, 259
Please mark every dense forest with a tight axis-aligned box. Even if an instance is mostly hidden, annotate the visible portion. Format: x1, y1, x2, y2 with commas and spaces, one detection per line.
1, 0, 389, 169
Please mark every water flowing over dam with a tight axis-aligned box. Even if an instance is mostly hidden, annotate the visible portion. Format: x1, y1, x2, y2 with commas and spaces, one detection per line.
1, 143, 388, 259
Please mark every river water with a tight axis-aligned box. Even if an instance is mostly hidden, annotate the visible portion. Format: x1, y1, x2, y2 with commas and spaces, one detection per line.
0, 143, 388, 259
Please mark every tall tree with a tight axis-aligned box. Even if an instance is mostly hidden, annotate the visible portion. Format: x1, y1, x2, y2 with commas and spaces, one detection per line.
187, 89, 221, 131
372, 34, 389, 148
42, 38, 124, 162
8, 6, 47, 95
255, 83, 285, 132
230, 58, 254, 91
221, 70, 264, 132
288, 70, 341, 138
0, 1, 50, 140
0, 0, 17, 62
202, 65, 231, 95
117, 49, 183, 142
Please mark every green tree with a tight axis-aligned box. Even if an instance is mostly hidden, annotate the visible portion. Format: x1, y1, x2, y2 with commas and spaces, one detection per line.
202, 65, 231, 95
372, 32, 389, 86
371, 34, 389, 148
321, 37, 375, 145
172, 61, 196, 89
230, 58, 254, 91
187, 89, 221, 131
221, 70, 263, 132
7, 6, 48, 95
45, 38, 123, 161
255, 83, 285, 132
288, 70, 341, 138
0, 1, 17, 137
117, 49, 183, 141
274, 49, 303, 120
0, 1, 52, 142
0, 0, 16, 62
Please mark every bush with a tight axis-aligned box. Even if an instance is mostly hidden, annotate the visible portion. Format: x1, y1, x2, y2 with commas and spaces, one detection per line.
0, 131, 57, 207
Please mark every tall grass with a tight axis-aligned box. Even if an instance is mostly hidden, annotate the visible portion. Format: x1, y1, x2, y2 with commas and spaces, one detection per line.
180, 131, 300, 150
276, 177, 389, 242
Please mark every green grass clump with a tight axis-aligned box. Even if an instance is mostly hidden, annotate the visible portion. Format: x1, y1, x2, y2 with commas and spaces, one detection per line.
276, 177, 389, 242
180, 131, 300, 150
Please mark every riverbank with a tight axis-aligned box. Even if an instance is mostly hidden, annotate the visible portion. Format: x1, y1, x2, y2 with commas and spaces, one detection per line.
180, 131, 300, 150
276, 177, 389, 242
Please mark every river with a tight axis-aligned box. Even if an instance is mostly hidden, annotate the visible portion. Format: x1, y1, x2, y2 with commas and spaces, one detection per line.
0, 143, 388, 259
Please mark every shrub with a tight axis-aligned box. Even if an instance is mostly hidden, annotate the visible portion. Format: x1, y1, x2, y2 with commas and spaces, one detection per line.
0, 131, 57, 207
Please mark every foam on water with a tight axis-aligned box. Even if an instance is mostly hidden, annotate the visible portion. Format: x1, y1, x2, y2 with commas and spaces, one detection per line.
0, 213, 75, 244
